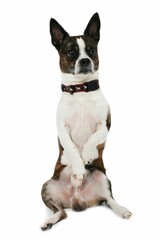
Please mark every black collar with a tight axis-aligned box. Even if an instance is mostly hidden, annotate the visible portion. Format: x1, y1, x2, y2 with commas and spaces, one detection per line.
61, 79, 99, 95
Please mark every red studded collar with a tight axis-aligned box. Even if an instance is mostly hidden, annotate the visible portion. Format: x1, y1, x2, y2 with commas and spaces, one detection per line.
61, 79, 99, 94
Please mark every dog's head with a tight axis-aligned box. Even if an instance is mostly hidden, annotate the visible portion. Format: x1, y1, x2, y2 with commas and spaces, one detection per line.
50, 13, 100, 83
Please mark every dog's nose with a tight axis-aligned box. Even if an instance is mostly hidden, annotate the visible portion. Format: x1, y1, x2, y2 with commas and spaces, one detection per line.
79, 58, 91, 66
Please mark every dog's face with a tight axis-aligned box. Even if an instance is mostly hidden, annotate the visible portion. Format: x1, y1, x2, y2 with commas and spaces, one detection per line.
50, 13, 100, 81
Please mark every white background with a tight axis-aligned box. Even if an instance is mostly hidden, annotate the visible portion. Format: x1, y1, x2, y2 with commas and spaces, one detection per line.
0, 0, 160, 239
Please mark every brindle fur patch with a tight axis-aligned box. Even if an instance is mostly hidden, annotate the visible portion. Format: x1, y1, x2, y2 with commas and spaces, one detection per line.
81, 35, 99, 71
52, 139, 66, 180
85, 142, 106, 174
59, 37, 79, 73
106, 111, 111, 131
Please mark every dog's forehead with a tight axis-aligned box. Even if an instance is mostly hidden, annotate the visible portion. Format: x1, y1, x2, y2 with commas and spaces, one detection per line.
63, 36, 79, 48
62, 35, 97, 50
61, 36, 82, 50
81, 35, 98, 48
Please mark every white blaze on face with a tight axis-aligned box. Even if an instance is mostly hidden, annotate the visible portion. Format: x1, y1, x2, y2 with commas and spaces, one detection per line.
75, 37, 94, 74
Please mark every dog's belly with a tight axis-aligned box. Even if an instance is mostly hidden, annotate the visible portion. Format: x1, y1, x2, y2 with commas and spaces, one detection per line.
47, 166, 107, 208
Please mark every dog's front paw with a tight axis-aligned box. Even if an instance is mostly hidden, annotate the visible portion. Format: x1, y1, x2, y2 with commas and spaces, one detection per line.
72, 160, 85, 180
71, 161, 85, 187
82, 144, 99, 165
70, 174, 83, 188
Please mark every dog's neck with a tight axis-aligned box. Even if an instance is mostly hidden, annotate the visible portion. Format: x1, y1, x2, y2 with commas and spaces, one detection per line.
61, 70, 99, 86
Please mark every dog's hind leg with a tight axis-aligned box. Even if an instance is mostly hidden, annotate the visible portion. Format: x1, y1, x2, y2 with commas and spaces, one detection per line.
82, 170, 132, 219
41, 181, 67, 230
105, 178, 132, 219
41, 202, 67, 231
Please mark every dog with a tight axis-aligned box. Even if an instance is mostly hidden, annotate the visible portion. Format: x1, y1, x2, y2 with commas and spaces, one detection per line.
41, 12, 132, 230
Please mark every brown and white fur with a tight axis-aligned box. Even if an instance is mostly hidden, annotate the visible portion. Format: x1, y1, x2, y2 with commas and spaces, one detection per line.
41, 13, 132, 230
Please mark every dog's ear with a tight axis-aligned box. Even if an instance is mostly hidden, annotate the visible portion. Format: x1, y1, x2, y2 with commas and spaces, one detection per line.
50, 18, 69, 50
84, 13, 100, 43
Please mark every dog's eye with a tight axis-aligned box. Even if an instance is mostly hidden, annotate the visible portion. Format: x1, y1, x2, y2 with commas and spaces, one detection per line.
67, 50, 78, 58
89, 48, 96, 55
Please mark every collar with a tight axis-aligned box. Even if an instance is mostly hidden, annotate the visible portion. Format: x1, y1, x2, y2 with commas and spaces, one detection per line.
61, 79, 99, 95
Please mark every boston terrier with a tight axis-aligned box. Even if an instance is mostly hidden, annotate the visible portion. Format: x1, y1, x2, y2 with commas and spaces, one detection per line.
41, 13, 132, 230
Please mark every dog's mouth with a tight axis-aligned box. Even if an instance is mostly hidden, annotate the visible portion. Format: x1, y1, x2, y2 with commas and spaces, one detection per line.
78, 68, 92, 74
69, 67, 92, 75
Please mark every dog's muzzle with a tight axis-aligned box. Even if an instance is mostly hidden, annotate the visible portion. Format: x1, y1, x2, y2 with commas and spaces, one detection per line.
78, 58, 92, 74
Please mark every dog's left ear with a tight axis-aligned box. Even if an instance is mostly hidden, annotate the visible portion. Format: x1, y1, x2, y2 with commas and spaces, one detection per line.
50, 18, 69, 50
84, 13, 101, 43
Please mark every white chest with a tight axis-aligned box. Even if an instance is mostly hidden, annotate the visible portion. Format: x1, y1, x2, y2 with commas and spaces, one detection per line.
57, 90, 109, 150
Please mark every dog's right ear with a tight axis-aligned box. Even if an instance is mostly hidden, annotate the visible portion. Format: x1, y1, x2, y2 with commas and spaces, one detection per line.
84, 13, 100, 43
50, 18, 69, 50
